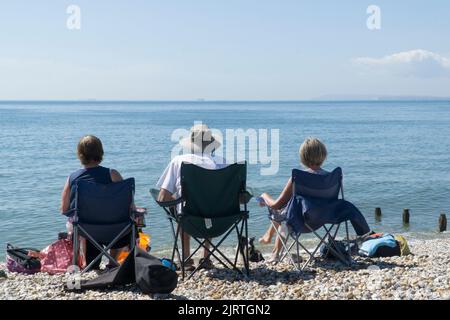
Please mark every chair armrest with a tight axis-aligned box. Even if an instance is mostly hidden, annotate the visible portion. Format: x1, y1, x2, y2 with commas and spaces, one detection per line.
62, 208, 75, 218
149, 188, 184, 208
132, 207, 147, 217
240, 186, 254, 204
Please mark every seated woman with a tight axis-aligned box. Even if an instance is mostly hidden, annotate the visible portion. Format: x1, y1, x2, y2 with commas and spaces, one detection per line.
258, 137, 372, 262
60, 135, 128, 269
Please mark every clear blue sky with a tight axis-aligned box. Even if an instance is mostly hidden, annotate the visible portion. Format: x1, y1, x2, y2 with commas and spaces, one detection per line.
1, 0, 449, 100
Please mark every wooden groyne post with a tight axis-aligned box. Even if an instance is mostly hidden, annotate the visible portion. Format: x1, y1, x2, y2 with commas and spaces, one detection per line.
439, 213, 447, 232
375, 207, 382, 220
402, 209, 410, 224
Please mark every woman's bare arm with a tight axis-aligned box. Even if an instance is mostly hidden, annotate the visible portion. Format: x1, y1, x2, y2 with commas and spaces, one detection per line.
110, 169, 123, 182
260, 178, 293, 210
158, 188, 176, 202
60, 178, 70, 213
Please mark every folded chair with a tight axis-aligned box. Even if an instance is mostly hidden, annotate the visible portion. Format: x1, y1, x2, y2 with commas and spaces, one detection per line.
65, 178, 138, 274
269, 167, 353, 271
150, 162, 252, 280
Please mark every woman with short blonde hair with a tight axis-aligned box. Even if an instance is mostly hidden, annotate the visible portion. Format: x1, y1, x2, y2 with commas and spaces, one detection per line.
299, 137, 327, 169
258, 137, 371, 262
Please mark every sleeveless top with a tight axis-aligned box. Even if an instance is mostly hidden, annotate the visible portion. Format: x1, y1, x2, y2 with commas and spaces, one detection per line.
69, 166, 113, 209
306, 168, 328, 175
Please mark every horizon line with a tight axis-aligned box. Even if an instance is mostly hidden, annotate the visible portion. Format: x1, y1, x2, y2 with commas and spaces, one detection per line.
1, 98, 450, 103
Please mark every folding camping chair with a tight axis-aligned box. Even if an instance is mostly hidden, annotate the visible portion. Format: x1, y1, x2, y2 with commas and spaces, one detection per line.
269, 167, 353, 271
65, 178, 139, 274
150, 162, 252, 280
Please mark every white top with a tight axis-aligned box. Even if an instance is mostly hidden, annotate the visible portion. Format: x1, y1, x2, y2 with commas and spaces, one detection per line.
156, 153, 227, 199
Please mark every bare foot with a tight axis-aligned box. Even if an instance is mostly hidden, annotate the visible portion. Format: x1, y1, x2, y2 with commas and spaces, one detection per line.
258, 235, 272, 245
267, 252, 280, 263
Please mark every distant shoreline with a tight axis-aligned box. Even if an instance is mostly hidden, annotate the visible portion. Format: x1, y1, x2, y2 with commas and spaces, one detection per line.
1, 99, 450, 104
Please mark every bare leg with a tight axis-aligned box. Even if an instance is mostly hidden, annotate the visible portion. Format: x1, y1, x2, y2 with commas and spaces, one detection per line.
259, 221, 279, 244
182, 231, 191, 259
203, 239, 211, 259
272, 234, 282, 255
267, 225, 283, 262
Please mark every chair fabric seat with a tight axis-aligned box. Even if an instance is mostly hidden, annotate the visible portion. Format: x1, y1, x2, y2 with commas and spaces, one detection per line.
78, 221, 131, 244
151, 162, 251, 279
180, 213, 246, 239
69, 178, 137, 273
267, 167, 356, 270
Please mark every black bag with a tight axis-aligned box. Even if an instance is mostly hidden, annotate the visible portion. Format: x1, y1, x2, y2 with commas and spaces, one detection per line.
320, 239, 358, 260
134, 247, 178, 294
372, 242, 401, 257
72, 246, 178, 294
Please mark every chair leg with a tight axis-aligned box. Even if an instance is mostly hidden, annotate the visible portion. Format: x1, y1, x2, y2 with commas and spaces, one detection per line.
271, 222, 297, 268
319, 225, 349, 266
233, 224, 242, 267
324, 224, 351, 266
244, 218, 250, 276
234, 220, 247, 272
131, 225, 136, 249
186, 222, 247, 280
72, 225, 79, 267
171, 223, 181, 267
295, 235, 301, 270
302, 224, 335, 270
180, 230, 186, 280
345, 221, 352, 266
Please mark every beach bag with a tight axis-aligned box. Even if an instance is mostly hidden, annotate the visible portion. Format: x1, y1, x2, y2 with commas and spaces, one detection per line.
134, 246, 178, 294
359, 233, 400, 257
40, 238, 75, 274
117, 232, 152, 264
73, 246, 178, 294
6, 243, 41, 274
320, 239, 358, 260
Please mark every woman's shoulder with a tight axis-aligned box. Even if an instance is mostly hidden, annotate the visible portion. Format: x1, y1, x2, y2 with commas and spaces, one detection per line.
68, 168, 86, 182
109, 168, 123, 182
303, 168, 329, 175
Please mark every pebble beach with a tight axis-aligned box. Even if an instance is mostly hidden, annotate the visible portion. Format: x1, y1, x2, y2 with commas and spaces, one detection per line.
1, 238, 449, 300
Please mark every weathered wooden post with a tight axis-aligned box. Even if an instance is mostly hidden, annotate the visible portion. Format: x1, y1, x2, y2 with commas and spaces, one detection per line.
402, 209, 410, 224
375, 207, 382, 221
438, 213, 447, 232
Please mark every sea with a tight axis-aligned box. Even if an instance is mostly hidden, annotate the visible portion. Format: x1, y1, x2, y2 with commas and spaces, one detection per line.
1, 100, 449, 259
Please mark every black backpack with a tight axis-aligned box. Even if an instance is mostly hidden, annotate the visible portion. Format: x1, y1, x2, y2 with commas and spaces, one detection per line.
71, 246, 178, 294
320, 239, 358, 260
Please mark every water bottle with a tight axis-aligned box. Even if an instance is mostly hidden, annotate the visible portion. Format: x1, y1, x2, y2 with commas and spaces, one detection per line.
160, 258, 176, 271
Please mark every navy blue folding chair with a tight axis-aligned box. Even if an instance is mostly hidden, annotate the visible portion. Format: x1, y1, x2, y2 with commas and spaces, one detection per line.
269, 167, 354, 270
66, 178, 138, 273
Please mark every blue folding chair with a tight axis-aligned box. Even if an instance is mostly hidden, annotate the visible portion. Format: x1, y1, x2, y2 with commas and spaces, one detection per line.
269, 167, 357, 270
65, 178, 139, 273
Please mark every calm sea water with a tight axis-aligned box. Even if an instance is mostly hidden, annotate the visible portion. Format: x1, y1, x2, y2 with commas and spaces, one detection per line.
1, 101, 450, 259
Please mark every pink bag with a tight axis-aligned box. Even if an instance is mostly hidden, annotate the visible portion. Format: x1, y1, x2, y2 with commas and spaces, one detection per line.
40, 239, 77, 274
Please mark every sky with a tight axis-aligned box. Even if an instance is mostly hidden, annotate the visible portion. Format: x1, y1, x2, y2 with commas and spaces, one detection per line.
0, 0, 450, 100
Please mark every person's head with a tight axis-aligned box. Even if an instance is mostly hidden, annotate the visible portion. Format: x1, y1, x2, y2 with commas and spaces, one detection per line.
299, 137, 327, 170
77, 135, 104, 166
180, 123, 221, 154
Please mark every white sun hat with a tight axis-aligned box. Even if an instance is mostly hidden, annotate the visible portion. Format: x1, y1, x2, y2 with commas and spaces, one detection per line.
179, 123, 222, 154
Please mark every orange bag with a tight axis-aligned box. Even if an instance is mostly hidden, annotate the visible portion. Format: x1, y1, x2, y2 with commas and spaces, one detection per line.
117, 232, 151, 264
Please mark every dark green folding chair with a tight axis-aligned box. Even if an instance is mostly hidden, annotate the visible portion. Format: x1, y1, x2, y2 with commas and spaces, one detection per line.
150, 162, 252, 279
